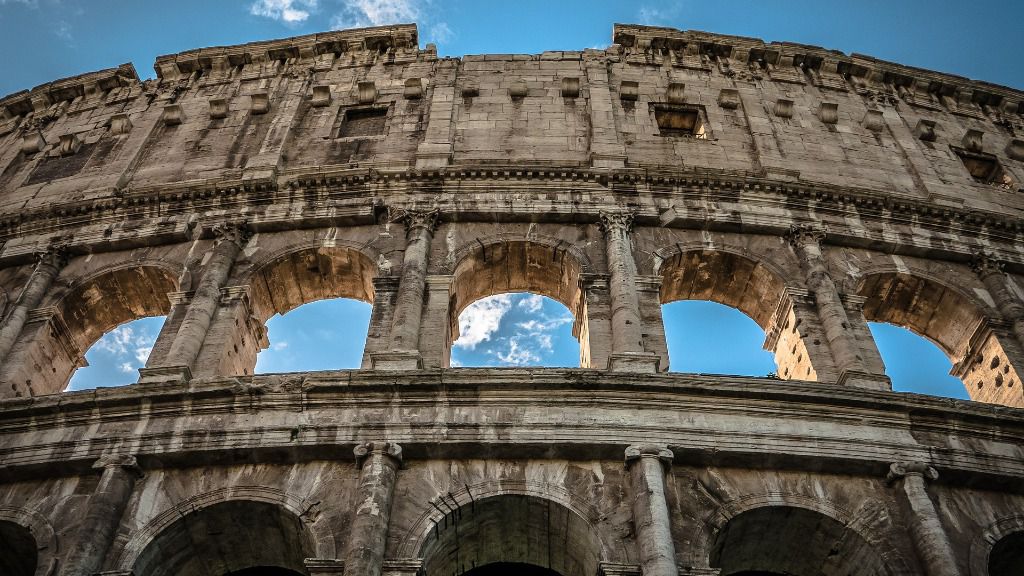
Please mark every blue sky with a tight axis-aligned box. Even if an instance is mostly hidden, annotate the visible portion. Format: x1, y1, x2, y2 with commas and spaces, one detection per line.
11, 0, 1005, 398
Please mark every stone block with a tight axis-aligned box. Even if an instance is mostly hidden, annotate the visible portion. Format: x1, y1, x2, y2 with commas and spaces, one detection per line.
58, 133, 82, 156
914, 119, 937, 141
667, 82, 686, 104
561, 77, 580, 98
620, 81, 639, 101
161, 104, 184, 126
818, 102, 839, 124
862, 109, 884, 132
20, 132, 45, 154
311, 85, 332, 107
717, 88, 740, 109
774, 98, 794, 118
357, 81, 377, 104
108, 113, 132, 135
962, 128, 984, 152
403, 78, 423, 99
1008, 139, 1024, 161
250, 92, 270, 114
209, 98, 228, 119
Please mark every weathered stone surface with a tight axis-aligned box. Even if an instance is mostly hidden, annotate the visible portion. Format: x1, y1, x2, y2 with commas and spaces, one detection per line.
0, 21, 1022, 576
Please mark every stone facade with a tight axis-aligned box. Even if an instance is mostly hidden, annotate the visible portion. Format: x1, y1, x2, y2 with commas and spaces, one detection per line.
0, 22, 1022, 576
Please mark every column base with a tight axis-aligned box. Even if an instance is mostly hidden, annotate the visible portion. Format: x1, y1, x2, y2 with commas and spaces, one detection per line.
304, 559, 344, 575
383, 559, 423, 576
369, 351, 423, 370
608, 352, 661, 374
137, 365, 192, 384
836, 369, 891, 391
598, 563, 641, 576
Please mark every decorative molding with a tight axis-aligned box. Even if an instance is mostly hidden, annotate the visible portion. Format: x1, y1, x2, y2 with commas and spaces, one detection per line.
887, 461, 939, 483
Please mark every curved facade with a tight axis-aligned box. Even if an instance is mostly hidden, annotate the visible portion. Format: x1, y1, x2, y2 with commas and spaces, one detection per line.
0, 22, 1022, 576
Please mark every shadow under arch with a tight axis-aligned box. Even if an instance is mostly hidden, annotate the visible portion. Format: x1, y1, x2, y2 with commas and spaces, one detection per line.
657, 248, 826, 381
417, 493, 604, 576
0, 506, 56, 576
3, 263, 179, 396
708, 504, 897, 576
969, 514, 1024, 575
448, 239, 588, 367
858, 271, 1022, 405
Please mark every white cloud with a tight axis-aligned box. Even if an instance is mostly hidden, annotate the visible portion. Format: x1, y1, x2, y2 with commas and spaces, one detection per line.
454, 294, 512, 350
330, 0, 417, 29
134, 346, 153, 364
517, 294, 544, 313
96, 326, 135, 356
272, 341, 289, 351
118, 362, 134, 374
94, 323, 157, 371
428, 21, 452, 44
496, 338, 541, 366
637, 4, 682, 26
250, 0, 318, 24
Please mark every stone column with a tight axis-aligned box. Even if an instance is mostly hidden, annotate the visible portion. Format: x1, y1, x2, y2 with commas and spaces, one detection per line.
374, 209, 439, 370
61, 455, 140, 576
158, 222, 248, 379
0, 247, 65, 365
636, 275, 669, 372
625, 445, 679, 576
578, 274, 613, 370
789, 226, 887, 389
973, 252, 1024, 351
344, 442, 402, 576
887, 462, 962, 576
600, 212, 659, 373
362, 276, 400, 368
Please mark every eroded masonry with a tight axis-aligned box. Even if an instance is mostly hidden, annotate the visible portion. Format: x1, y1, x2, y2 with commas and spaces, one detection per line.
0, 22, 1022, 576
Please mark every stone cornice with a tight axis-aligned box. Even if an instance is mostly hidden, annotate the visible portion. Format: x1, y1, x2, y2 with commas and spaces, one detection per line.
0, 370, 1021, 489
611, 24, 1023, 107
0, 164, 1021, 272
0, 64, 139, 117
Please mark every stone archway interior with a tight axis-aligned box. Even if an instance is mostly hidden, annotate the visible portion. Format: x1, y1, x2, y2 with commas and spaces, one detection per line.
249, 246, 377, 322
710, 506, 886, 576
420, 495, 601, 576
989, 530, 1024, 576
461, 563, 563, 576
0, 520, 38, 576
131, 500, 315, 576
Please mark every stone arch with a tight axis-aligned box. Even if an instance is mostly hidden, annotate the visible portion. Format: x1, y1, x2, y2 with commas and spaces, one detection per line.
115, 486, 334, 575
857, 269, 1023, 404
656, 246, 829, 380
397, 480, 621, 562
0, 506, 58, 576
245, 241, 378, 323
1, 261, 178, 396
448, 237, 589, 367
969, 514, 1024, 575
695, 494, 912, 576
411, 488, 607, 576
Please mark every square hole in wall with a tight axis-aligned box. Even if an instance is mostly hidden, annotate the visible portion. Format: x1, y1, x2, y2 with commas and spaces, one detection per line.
952, 146, 1015, 189
336, 106, 388, 138
651, 104, 708, 139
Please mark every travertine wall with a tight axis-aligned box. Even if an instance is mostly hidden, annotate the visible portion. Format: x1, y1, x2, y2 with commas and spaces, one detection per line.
0, 22, 1022, 576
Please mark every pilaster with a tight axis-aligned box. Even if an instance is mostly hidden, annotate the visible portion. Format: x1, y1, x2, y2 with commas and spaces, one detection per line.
762, 287, 838, 381
420, 274, 453, 369
636, 275, 669, 372
363, 276, 401, 368
62, 455, 141, 576
887, 462, 962, 576
578, 273, 613, 370
625, 444, 679, 576
415, 60, 457, 169
190, 285, 269, 379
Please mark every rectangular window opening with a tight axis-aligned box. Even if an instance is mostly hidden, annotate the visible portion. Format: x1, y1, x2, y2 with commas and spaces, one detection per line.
337, 107, 388, 138
653, 104, 708, 139
953, 147, 1015, 189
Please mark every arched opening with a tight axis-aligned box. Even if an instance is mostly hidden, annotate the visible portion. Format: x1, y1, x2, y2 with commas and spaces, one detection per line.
419, 494, 601, 576
451, 293, 577, 367
859, 272, 1022, 406
256, 298, 371, 372
989, 530, 1024, 576
462, 564, 563, 576
0, 520, 37, 576
868, 323, 968, 399
449, 241, 587, 368
67, 316, 165, 391
131, 500, 315, 576
245, 246, 376, 374
1, 265, 176, 397
710, 506, 886, 576
660, 250, 821, 380
662, 301, 776, 376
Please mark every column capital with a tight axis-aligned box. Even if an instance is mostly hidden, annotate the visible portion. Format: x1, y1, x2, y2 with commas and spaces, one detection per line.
598, 210, 636, 235
389, 207, 440, 236
93, 454, 141, 475
971, 251, 1006, 278
625, 444, 674, 468
36, 243, 70, 269
887, 461, 938, 483
209, 220, 251, 248
787, 224, 826, 248
598, 562, 643, 576
354, 441, 403, 467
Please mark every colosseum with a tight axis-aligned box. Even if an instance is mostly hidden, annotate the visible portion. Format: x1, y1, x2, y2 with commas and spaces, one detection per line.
0, 20, 1022, 576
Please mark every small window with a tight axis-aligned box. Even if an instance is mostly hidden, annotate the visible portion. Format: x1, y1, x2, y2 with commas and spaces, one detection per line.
652, 104, 708, 139
952, 147, 1014, 189
337, 107, 387, 138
